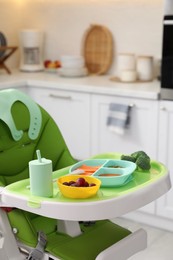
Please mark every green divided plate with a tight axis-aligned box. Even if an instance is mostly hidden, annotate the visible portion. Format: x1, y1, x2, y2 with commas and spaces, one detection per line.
70, 159, 136, 187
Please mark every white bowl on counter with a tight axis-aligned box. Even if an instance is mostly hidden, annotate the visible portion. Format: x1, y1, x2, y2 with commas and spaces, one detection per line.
120, 70, 137, 82
58, 67, 88, 77
61, 55, 85, 69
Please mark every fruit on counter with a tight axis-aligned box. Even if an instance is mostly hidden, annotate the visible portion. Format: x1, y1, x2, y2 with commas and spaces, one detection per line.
62, 177, 96, 187
54, 60, 61, 68
121, 150, 151, 171
44, 60, 61, 68
44, 60, 51, 67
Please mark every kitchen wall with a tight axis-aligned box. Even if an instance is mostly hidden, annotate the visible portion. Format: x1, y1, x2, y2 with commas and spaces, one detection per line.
0, 0, 164, 75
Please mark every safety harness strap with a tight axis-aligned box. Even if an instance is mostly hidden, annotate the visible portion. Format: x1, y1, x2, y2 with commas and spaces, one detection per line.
27, 231, 47, 260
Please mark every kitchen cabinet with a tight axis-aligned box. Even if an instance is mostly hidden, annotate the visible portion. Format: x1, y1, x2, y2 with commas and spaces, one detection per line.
91, 94, 159, 214
28, 87, 91, 160
157, 101, 173, 220
91, 94, 159, 158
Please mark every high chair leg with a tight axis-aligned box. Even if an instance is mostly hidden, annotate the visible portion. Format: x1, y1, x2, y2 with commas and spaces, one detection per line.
0, 208, 25, 260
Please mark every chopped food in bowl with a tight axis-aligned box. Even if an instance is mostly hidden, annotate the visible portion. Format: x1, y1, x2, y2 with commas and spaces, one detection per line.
57, 175, 101, 199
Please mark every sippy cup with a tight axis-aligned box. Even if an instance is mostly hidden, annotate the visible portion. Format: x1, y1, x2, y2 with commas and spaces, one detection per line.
29, 150, 53, 197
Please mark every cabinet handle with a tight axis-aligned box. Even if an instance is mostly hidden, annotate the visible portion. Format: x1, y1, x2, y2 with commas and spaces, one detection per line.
49, 94, 72, 100
129, 103, 135, 108
160, 106, 166, 111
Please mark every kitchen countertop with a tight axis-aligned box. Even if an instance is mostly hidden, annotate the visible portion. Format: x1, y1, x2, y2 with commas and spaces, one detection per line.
0, 70, 161, 100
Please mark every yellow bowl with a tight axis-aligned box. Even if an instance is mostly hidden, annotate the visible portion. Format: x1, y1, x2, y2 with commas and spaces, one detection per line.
57, 175, 101, 199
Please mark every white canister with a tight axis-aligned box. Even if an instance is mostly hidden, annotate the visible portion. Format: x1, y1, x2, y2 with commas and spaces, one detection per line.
120, 70, 137, 82
117, 53, 136, 77
137, 56, 154, 81
29, 156, 53, 198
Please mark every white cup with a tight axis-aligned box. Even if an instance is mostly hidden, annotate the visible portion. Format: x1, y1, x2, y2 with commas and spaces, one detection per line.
29, 158, 53, 197
137, 56, 154, 81
117, 53, 136, 77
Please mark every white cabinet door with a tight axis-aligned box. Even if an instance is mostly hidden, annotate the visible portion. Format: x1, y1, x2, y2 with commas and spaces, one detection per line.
29, 87, 91, 160
91, 94, 158, 158
91, 94, 159, 214
157, 101, 173, 219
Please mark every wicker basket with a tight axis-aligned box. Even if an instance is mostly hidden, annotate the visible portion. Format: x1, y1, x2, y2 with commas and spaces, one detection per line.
82, 24, 113, 75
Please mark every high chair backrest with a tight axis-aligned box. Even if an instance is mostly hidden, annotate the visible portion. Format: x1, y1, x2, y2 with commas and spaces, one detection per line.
0, 88, 76, 186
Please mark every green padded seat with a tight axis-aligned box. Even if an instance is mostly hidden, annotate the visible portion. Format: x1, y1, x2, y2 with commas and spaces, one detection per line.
8, 209, 131, 260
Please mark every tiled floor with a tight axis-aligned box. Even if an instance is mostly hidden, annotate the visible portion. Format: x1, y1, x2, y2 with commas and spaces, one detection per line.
112, 217, 173, 260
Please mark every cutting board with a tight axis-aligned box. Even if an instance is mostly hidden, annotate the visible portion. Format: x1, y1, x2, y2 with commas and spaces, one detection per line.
83, 24, 113, 75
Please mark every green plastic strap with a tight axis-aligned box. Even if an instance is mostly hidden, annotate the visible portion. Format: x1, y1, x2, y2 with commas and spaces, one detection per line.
0, 89, 42, 141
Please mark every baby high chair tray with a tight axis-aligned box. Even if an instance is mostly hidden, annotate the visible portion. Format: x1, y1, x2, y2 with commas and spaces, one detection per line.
70, 159, 136, 187
1, 153, 171, 221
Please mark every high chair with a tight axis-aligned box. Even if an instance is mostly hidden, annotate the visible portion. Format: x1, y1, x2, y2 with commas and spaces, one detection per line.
0, 88, 171, 260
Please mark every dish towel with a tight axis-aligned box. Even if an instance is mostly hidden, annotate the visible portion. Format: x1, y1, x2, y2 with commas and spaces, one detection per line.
107, 103, 132, 135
